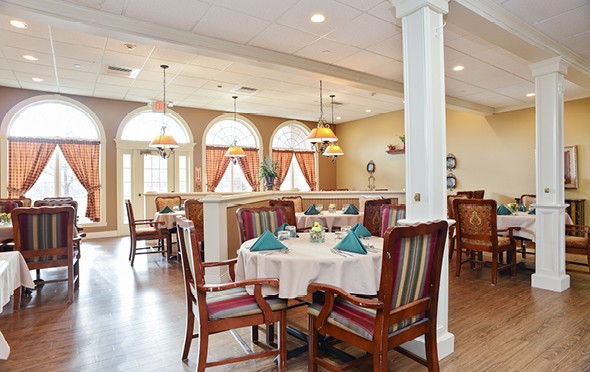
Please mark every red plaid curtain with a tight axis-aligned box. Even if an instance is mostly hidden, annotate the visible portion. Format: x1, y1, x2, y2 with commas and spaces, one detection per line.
7, 138, 57, 197
206, 146, 231, 192
294, 151, 316, 191
237, 148, 260, 191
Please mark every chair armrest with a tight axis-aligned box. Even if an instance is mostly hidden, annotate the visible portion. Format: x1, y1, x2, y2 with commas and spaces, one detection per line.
566, 224, 590, 237
134, 220, 165, 227
203, 258, 237, 281
308, 283, 384, 309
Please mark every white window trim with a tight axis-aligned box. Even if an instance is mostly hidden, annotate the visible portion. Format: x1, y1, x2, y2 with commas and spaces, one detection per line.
0, 94, 108, 227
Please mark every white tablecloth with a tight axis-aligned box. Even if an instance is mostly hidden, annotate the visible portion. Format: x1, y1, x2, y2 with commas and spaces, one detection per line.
0, 225, 12, 242
0, 251, 35, 359
497, 212, 573, 242
236, 233, 383, 299
296, 211, 364, 232
154, 211, 185, 229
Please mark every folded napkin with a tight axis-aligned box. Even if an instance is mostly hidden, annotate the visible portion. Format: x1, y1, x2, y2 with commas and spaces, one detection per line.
528, 208, 536, 215
159, 205, 173, 214
249, 230, 287, 251
351, 223, 371, 238
497, 205, 511, 215
274, 223, 298, 237
335, 231, 367, 254
343, 204, 359, 215
304, 204, 320, 215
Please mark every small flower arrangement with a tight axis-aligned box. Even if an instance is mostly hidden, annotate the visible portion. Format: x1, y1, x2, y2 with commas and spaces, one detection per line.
328, 203, 336, 213
0, 213, 10, 224
310, 222, 325, 243
507, 203, 519, 214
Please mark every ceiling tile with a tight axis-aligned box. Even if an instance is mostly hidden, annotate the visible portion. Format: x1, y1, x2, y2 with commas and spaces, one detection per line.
125, 0, 209, 30
334, 50, 395, 73
294, 38, 359, 64
192, 5, 271, 43
533, 4, 590, 41
213, 0, 298, 21
366, 34, 403, 61
327, 13, 399, 49
249, 24, 319, 54
501, 0, 587, 24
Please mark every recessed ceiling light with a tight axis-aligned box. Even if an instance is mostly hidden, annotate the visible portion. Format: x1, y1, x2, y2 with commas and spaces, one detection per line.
22, 55, 38, 61
366, 109, 371, 113
336, 116, 341, 120
310, 14, 325, 23
32, 77, 44, 82
10, 20, 27, 29
526, 93, 535, 97
453, 65, 464, 71
74, 64, 81, 68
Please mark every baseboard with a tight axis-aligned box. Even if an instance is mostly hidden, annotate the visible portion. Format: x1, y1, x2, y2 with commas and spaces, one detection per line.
84, 230, 120, 239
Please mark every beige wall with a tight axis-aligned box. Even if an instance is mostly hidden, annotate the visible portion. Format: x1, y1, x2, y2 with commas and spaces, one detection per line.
336, 97, 590, 223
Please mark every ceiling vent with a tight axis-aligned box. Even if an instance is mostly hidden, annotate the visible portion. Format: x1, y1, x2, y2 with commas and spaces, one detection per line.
234, 86, 258, 95
106, 65, 140, 78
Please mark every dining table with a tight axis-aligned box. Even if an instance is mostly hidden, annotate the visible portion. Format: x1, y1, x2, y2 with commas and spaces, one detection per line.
295, 211, 364, 233
0, 251, 35, 359
153, 210, 185, 258
497, 212, 573, 242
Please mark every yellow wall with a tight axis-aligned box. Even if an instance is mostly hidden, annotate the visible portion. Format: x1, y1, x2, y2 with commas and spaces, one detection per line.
336, 97, 590, 223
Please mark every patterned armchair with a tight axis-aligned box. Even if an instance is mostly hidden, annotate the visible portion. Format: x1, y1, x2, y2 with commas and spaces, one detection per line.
12, 206, 79, 305
565, 224, 590, 272
236, 206, 287, 244
453, 198, 518, 285
184, 199, 204, 261
447, 194, 471, 259
155, 196, 182, 212
380, 204, 406, 237
307, 220, 448, 371
176, 217, 287, 369
362, 198, 392, 237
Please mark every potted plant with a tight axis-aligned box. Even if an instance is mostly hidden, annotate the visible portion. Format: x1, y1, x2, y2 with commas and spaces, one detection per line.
399, 134, 405, 149
259, 156, 279, 191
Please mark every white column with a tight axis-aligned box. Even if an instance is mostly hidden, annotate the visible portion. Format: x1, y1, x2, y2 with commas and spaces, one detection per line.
391, 0, 454, 359
530, 57, 570, 292
202, 194, 231, 284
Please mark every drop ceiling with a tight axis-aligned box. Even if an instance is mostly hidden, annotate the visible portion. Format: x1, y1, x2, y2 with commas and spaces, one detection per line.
0, 0, 588, 123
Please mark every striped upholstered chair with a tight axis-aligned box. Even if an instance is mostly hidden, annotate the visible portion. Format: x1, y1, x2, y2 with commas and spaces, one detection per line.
236, 206, 287, 244
380, 204, 406, 237
176, 217, 287, 370
307, 220, 448, 371
12, 206, 79, 305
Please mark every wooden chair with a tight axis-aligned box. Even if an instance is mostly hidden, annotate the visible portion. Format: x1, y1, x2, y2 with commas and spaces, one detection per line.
236, 206, 287, 244
12, 206, 80, 305
380, 204, 406, 237
447, 194, 471, 259
359, 195, 382, 213
43, 196, 74, 201
456, 191, 473, 198
34, 199, 85, 235
155, 195, 182, 212
363, 198, 392, 237
565, 224, 590, 273
520, 194, 536, 210
176, 217, 287, 370
281, 196, 303, 213
269, 199, 299, 229
19, 196, 32, 207
0, 200, 21, 214
125, 199, 166, 266
307, 220, 448, 371
472, 190, 485, 199
184, 199, 204, 261
453, 198, 518, 285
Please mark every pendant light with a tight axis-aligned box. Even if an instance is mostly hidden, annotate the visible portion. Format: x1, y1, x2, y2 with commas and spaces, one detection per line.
307, 80, 337, 153
323, 94, 344, 163
225, 95, 246, 164
149, 64, 179, 159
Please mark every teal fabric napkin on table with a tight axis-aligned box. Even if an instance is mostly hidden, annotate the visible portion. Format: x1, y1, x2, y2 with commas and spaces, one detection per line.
497, 205, 511, 215
335, 231, 367, 254
159, 205, 173, 214
274, 223, 298, 237
528, 208, 536, 215
304, 204, 320, 215
249, 230, 287, 251
343, 204, 359, 215
351, 223, 371, 238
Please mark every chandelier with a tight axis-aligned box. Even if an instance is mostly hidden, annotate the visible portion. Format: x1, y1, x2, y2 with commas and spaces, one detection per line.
224, 95, 246, 164
307, 80, 338, 154
323, 94, 344, 163
149, 64, 178, 159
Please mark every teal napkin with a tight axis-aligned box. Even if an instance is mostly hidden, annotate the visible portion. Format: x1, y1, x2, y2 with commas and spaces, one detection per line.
274, 223, 298, 237
497, 205, 511, 215
343, 204, 359, 215
351, 223, 371, 238
528, 208, 536, 215
335, 231, 367, 254
249, 230, 287, 251
159, 205, 173, 214
304, 204, 320, 215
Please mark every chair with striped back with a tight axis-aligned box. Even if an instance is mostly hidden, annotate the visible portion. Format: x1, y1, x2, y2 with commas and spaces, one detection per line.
362, 198, 392, 237
43, 196, 73, 201
34, 199, 84, 234
0, 200, 21, 213
308, 220, 448, 372
269, 199, 298, 229
184, 199, 204, 261
281, 196, 303, 213
380, 204, 406, 237
176, 217, 288, 370
155, 196, 182, 212
236, 206, 287, 244
12, 206, 79, 305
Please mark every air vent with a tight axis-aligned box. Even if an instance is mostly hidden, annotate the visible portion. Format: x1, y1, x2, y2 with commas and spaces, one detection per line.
235, 86, 258, 95
106, 65, 140, 78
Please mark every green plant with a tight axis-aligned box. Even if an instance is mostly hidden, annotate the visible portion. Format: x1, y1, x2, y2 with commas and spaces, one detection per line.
259, 156, 279, 179
399, 134, 406, 143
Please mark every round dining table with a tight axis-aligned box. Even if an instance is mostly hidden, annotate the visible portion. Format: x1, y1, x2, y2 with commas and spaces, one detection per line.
235, 232, 383, 299
497, 212, 573, 242
295, 211, 364, 232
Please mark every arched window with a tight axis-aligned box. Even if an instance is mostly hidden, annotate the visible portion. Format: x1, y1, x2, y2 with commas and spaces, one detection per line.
272, 122, 316, 191
4, 97, 105, 223
204, 115, 260, 192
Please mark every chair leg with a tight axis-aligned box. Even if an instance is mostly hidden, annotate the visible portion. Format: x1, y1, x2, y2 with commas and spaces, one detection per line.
278, 311, 287, 372
182, 306, 195, 360
12, 286, 21, 311
373, 342, 387, 371
196, 327, 209, 372
266, 324, 275, 344
251, 325, 259, 342
511, 249, 517, 278
67, 261, 74, 303
424, 325, 440, 372
130, 237, 137, 266
491, 252, 498, 285
455, 244, 462, 278
586, 250, 590, 272
308, 314, 318, 372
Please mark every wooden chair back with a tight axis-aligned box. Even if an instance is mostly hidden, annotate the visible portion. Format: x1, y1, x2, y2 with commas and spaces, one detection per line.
269, 199, 297, 227
281, 196, 303, 213
43, 197, 74, 201
453, 198, 500, 250
155, 196, 182, 212
447, 194, 470, 219
520, 194, 536, 210
472, 190, 485, 199
236, 206, 287, 244
358, 195, 382, 213
19, 196, 32, 207
565, 224, 590, 272
363, 198, 391, 236
456, 190, 473, 198
0, 200, 21, 213
34, 199, 81, 230
380, 204, 406, 237
124, 199, 164, 266
184, 199, 204, 260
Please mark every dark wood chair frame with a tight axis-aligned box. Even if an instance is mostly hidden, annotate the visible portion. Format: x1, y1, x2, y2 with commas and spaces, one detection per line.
125, 199, 166, 266
308, 220, 449, 372
184, 199, 204, 261
155, 195, 183, 212
281, 196, 303, 213
176, 217, 287, 371
565, 224, 590, 273
363, 198, 392, 237
236, 206, 287, 245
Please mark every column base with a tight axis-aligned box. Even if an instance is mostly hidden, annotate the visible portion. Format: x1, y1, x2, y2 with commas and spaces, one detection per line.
531, 272, 570, 292
400, 330, 455, 360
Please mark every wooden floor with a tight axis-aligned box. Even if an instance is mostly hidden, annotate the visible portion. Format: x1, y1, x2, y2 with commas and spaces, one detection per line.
1, 237, 590, 371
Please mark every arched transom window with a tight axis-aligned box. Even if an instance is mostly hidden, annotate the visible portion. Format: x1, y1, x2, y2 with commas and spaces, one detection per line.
272, 123, 315, 192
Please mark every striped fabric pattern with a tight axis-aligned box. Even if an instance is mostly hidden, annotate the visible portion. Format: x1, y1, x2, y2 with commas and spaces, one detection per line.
241, 209, 286, 240
207, 287, 287, 320
380, 207, 406, 237
17, 211, 71, 262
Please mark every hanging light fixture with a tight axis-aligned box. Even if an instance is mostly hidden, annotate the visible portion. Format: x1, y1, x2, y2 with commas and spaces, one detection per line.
323, 94, 344, 163
307, 80, 337, 154
225, 95, 246, 164
150, 64, 179, 159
